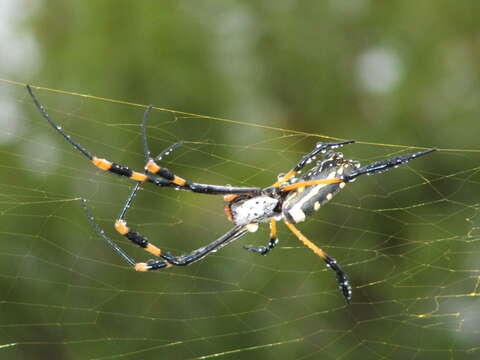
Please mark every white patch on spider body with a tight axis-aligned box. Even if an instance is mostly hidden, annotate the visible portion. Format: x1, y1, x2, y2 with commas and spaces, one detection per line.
288, 207, 306, 223
231, 196, 279, 226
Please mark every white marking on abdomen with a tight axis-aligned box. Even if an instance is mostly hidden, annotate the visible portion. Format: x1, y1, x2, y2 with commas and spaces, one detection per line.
288, 207, 306, 223
288, 170, 337, 223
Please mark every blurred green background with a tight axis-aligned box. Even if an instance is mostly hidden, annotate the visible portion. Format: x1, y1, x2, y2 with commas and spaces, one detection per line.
1, 1, 479, 359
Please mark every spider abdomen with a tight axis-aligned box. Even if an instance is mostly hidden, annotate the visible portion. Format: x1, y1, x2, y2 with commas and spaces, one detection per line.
282, 159, 357, 223
230, 196, 279, 226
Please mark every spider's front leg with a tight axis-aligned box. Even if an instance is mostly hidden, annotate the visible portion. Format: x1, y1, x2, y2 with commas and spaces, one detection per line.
243, 219, 279, 255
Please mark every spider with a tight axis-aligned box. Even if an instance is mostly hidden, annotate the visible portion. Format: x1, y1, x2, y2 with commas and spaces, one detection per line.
27, 85, 436, 304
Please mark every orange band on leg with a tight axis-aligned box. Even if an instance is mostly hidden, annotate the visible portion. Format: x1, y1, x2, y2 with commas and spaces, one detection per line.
272, 169, 297, 187
135, 263, 149, 272
270, 219, 277, 239
135, 262, 172, 271
92, 157, 112, 171
281, 178, 342, 192
146, 159, 161, 173
146, 159, 186, 186
224, 194, 239, 202
284, 221, 327, 260
114, 220, 129, 235
173, 176, 187, 186
130, 172, 148, 182
146, 243, 162, 257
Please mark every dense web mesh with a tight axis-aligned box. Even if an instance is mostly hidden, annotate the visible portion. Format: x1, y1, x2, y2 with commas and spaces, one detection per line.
0, 80, 479, 359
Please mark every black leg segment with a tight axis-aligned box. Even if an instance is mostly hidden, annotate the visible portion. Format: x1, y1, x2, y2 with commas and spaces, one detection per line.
294, 140, 355, 172
324, 254, 352, 304
158, 225, 248, 267
82, 199, 136, 267
243, 237, 278, 255
244, 219, 279, 255
344, 148, 436, 182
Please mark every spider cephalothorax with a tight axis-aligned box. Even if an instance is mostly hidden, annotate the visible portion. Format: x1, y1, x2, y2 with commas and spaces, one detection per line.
27, 84, 436, 304
227, 195, 281, 226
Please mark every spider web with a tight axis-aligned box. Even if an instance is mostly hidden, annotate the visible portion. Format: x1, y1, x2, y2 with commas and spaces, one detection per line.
1, 80, 480, 360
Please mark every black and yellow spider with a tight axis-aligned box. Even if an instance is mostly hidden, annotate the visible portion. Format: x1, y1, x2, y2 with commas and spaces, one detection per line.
27, 85, 435, 303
